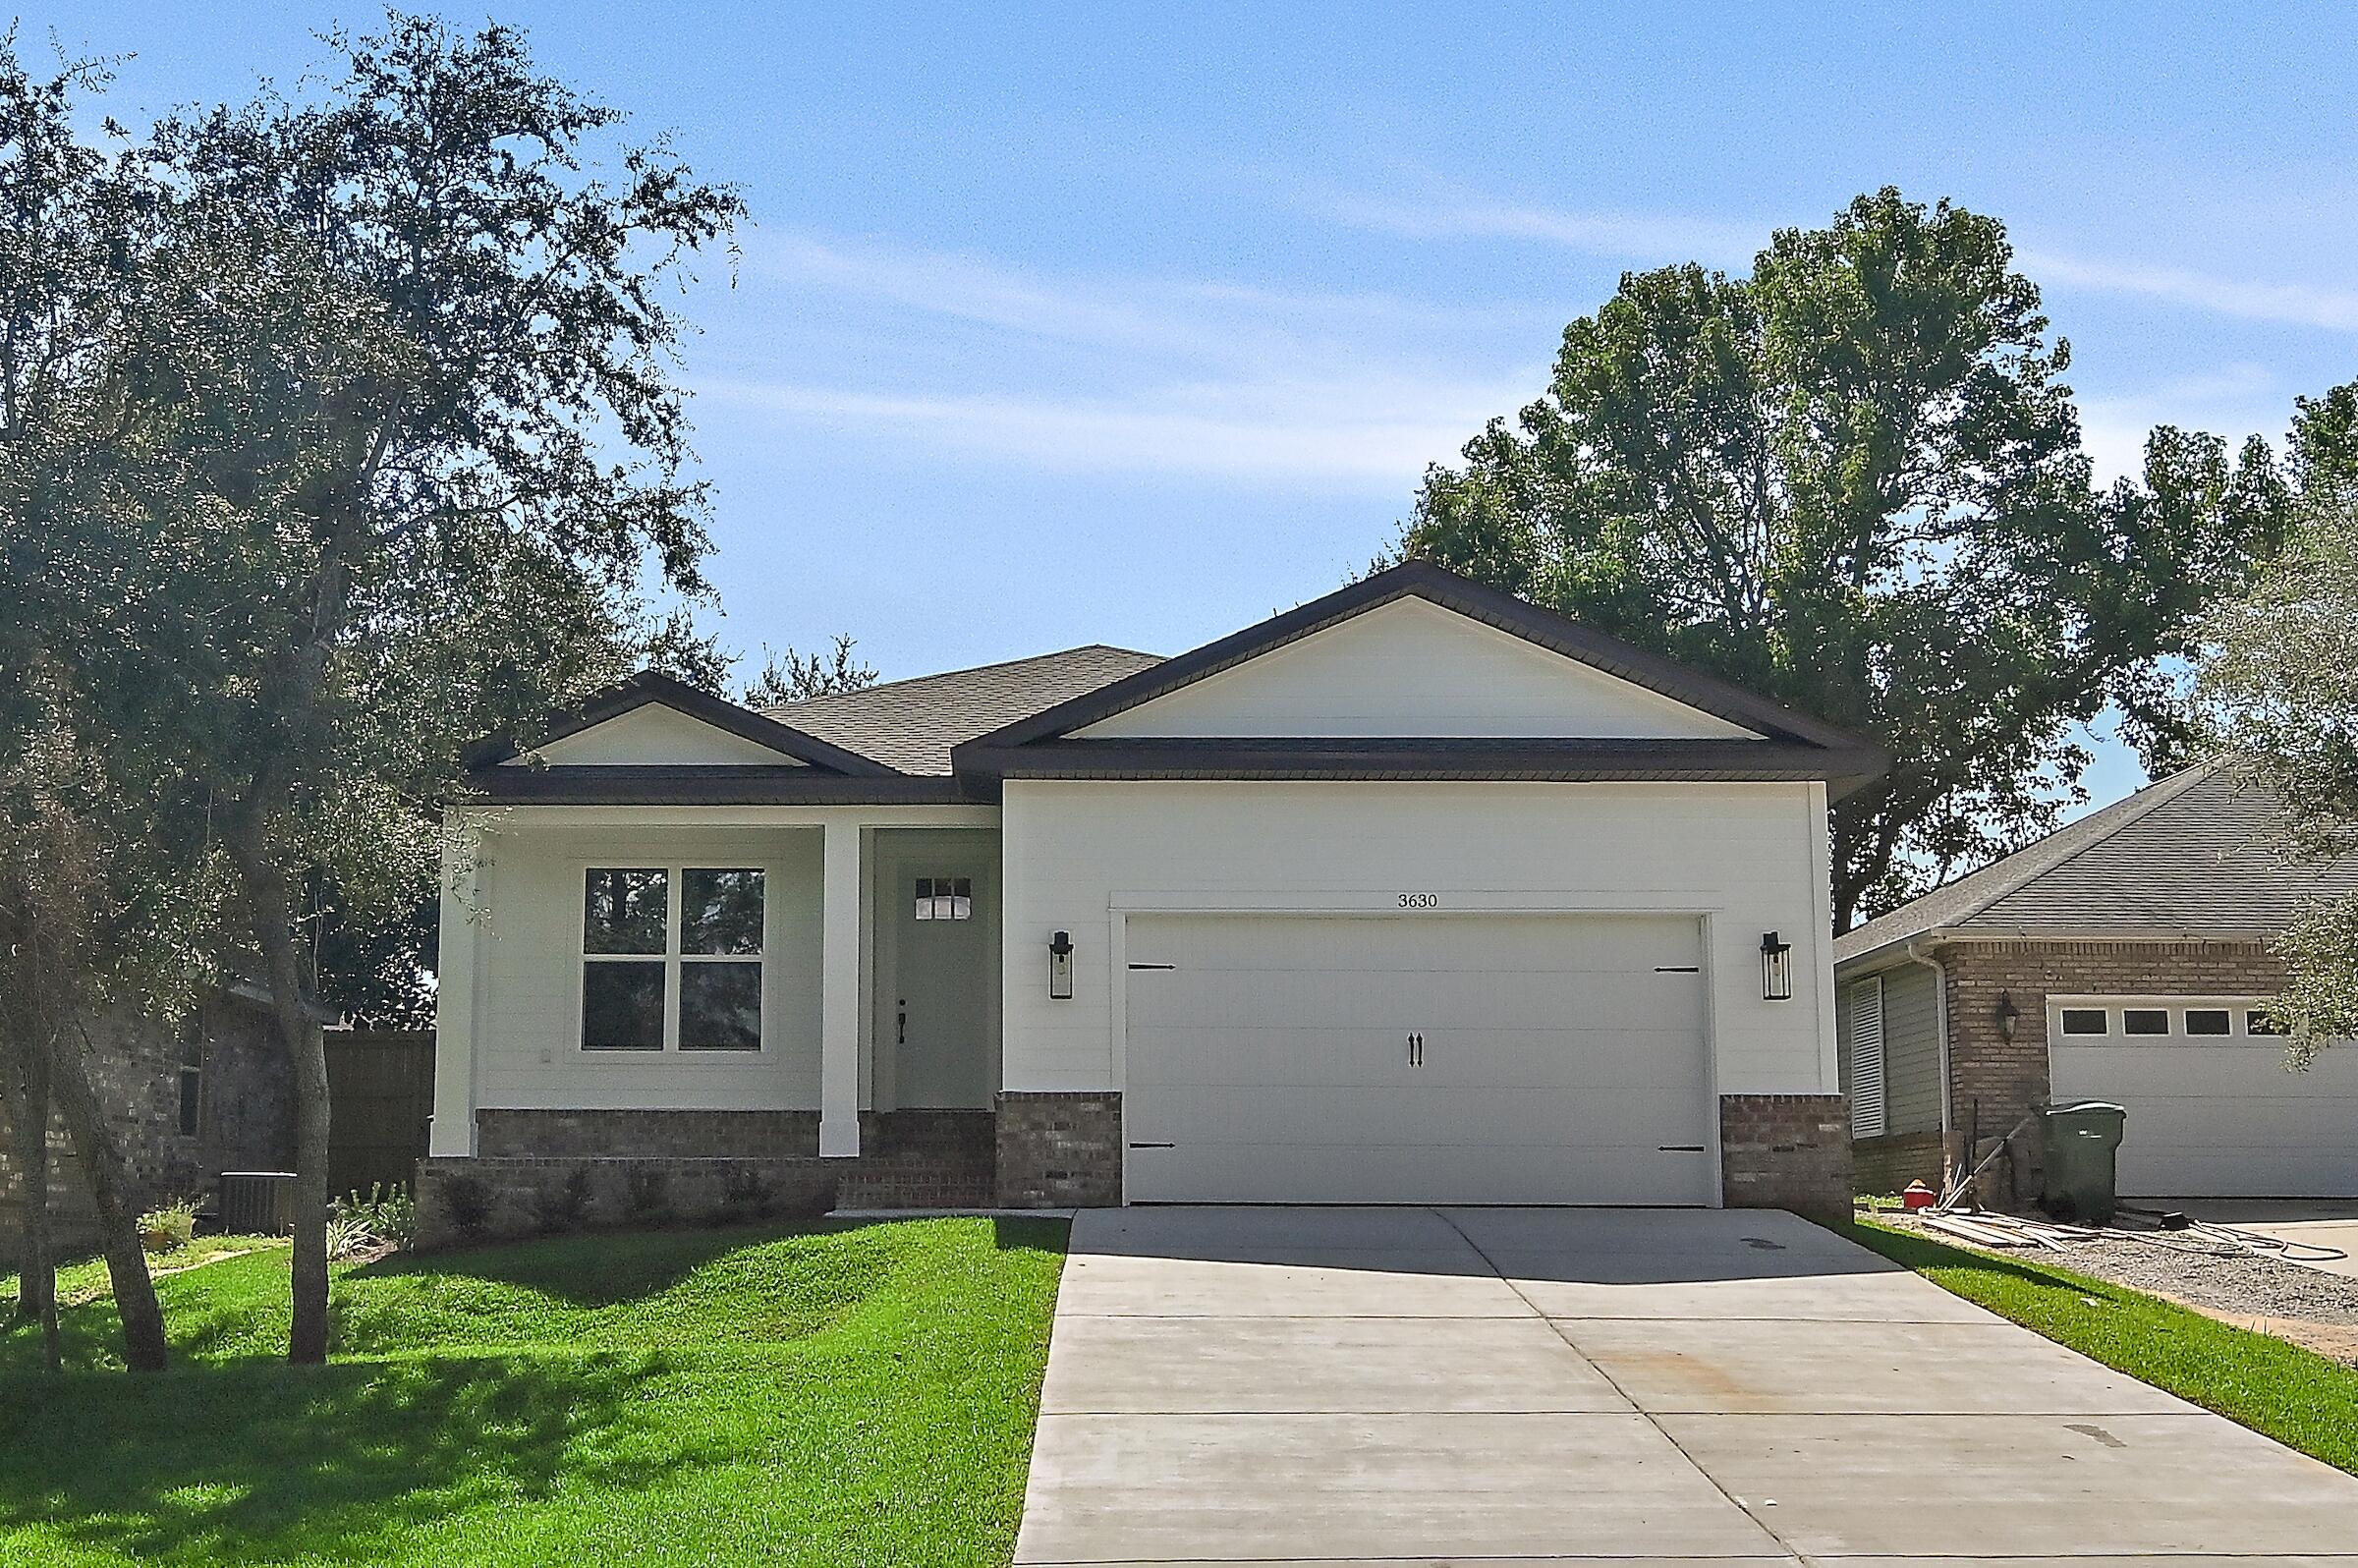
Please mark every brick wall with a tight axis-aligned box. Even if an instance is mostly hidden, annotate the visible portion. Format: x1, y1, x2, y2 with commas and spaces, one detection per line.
995, 1091, 1122, 1207
416, 1155, 837, 1246
2, 996, 292, 1263
1719, 1092, 1852, 1222
1938, 938, 2285, 1143
1851, 1129, 1943, 1197
476, 1108, 818, 1159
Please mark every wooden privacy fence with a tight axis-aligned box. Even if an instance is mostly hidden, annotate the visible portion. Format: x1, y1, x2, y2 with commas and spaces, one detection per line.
327, 1029, 434, 1198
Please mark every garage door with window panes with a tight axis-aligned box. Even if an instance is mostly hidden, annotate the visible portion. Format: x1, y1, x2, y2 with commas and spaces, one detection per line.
581, 867, 764, 1052
2049, 997, 2358, 1197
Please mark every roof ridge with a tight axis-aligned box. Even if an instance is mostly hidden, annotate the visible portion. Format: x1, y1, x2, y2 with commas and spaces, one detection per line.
761, 644, 1160, 716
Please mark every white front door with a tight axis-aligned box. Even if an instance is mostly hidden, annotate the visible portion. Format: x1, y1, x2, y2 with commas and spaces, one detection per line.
2049, 999, 2358, 1197
1122, 913, 1714, 1204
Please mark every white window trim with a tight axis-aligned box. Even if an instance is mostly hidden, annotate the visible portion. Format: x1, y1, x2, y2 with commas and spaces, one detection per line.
1849, 975, 1886, 1139
578, 864, 769, 1054
2047, 995, 2285, 1042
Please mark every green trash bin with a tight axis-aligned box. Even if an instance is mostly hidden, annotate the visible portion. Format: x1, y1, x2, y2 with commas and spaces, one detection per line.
2038, 1101, 2127, 1224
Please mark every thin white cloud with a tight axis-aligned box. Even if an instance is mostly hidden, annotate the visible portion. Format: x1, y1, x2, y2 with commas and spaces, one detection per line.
1303, 190, 1766, 267
2022, 249, 2358, 333
717, 230, 1547, 485
700, 373, 1529, 486
2077, 364, 2284, 482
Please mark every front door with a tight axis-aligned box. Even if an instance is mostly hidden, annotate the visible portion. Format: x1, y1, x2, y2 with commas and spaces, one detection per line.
881, 839, 998, 1108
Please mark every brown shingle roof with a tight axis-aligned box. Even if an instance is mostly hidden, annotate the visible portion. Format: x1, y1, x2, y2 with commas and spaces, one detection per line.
1834, 763, 2358, 970
760, 644, 1163, 775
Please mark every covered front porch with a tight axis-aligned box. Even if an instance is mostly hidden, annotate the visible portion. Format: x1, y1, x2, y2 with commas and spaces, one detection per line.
421, 804, 1037, 1237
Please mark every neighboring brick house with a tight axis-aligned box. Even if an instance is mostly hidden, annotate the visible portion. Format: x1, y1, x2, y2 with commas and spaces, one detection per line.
1833, 764, 2358, 1201
0, 987, 299, 1263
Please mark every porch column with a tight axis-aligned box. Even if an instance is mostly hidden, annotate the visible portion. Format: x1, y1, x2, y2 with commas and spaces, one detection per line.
426, 818, 480, 1157
818, 819, 862, 1158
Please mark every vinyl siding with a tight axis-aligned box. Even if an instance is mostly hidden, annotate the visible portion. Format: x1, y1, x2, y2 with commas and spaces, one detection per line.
999, 778, 1836, 1097
1839, 964, 1941, 1138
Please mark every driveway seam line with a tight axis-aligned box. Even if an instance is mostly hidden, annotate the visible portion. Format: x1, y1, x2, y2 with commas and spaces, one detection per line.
1429, 1205, 1816, 1568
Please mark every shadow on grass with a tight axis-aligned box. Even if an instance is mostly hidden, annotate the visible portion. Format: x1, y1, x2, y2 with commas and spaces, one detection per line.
1836, 1217, 2132, 1298
0, 1349, 705, 1563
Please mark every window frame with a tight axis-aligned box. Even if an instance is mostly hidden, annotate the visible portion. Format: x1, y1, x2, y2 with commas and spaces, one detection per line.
2049, 995, 2290, 1044
578, 863, 768, 1054
176, 1027, 203, 1138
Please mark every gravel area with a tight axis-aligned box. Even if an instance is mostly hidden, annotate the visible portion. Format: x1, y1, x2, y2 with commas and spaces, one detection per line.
1878, 1208, 2358, 1326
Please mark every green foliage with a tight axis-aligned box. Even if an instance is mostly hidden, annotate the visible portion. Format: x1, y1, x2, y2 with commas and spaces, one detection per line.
0, 1220, 1070, 1564
136, 1201, 198, 1255
1402, 188, 2286, 926
2198, 421, 2358, 1056
335, 1185, 418, 1252
1845, 1219, 2358, 1475
742, 634, 880, 706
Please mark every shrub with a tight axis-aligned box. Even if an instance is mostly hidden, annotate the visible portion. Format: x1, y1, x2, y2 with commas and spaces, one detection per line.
325, 1207, 377, 1260
339, 1183, 418, 1251
137, 1199, 199, 1255
535, 1167, 592, 1234
721, 1165, 774, 1219
437, 1174, 491, 1240
624, 1166, 672, 1225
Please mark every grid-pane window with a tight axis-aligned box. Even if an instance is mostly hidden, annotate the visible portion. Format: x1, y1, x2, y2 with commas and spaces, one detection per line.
914, 876, 973, 922
583, 866, 763, 1051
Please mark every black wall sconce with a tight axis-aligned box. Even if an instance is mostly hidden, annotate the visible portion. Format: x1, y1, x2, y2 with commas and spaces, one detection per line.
1760, 931, 1793, 1001
1996, 990, 2019, 1042
1048, 929, 1074, 1000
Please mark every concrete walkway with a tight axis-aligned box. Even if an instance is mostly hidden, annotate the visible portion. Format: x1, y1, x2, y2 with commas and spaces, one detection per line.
2176, 1200, 2358, 1280
1016, 1205, 2358, 1565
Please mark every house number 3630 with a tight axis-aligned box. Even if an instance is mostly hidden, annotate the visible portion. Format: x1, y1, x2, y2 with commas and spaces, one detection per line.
1396, 892, 1439, 909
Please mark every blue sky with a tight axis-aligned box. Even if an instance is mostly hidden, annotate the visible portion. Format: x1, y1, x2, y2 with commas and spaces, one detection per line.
55, 2, 2358, 809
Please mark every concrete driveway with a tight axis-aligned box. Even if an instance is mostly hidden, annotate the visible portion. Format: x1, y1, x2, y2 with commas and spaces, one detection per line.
2176, 1200, 2358, 1280
1016, 1205, 2358, 1565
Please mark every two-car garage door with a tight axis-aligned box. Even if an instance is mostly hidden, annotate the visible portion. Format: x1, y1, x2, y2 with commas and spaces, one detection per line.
1121, 913, 1715, 1205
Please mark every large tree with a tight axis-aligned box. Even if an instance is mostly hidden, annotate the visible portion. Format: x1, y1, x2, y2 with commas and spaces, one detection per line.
2198, 392, 2358, 1060
32, 15, 742, 1363
1402, 189, 2285, 927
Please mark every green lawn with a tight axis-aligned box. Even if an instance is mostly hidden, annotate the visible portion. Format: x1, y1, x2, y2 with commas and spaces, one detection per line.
1842, 1217, 2358, 1474
0, 1217, 1069, 1566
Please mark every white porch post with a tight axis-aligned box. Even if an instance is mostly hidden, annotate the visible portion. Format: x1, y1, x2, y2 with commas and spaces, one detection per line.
819, 819, 863, 1157
427, 818, 481, 1157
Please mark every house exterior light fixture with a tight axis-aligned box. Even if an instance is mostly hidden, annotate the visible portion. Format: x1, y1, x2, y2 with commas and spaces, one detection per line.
1048, 929, 1074, 1000
1996, 990, 2020, 1042
1760, 931, 1793, 1001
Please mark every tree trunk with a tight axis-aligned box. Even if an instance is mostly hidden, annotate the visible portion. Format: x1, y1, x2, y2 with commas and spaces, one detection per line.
228, 829, 333, 1365
2, 1031, 61, 1371
43, 1022, 166, 1372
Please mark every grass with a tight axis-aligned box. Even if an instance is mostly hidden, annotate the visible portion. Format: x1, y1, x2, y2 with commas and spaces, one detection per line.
0, 1217, 1069, 1566
1841, 1216, 2358, 1475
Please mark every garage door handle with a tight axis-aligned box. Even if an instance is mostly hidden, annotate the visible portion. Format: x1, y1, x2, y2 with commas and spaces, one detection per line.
1407, 1031, 1424, 1067
1128, 1142, 1175, 1149
1658, 1145, 1706, 1152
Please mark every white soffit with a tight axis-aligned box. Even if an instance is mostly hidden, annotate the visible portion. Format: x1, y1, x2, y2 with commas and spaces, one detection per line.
1074, 595, 1764, 741
514, 702, 808, 767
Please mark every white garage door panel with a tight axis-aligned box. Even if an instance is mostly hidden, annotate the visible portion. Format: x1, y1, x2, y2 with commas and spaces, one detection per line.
1124, 913, 1713, 1205
2052, 1033, 2358, 1198
1127, 1027, 1708, 1092
1134, 1085, 1709, 1146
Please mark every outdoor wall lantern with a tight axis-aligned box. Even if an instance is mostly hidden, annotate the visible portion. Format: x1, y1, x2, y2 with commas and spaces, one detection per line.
1759, 931, 1793, 1001
1996, 990, 2020, 1042
1048, 929, 1074, 1000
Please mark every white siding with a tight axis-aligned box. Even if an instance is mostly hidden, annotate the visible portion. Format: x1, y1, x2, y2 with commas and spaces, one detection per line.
465, 822, 824, 1109
523, 703, 802, 766
1074, 597, 1762, 741
999, 779, 1835, 1098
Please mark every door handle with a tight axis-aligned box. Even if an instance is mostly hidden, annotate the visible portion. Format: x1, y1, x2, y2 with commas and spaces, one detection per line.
897, 1001, 907, 1046
1407, 1031, 1425, 1067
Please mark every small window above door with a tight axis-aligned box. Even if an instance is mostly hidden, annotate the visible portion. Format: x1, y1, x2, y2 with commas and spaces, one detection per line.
915, 876, 973, 922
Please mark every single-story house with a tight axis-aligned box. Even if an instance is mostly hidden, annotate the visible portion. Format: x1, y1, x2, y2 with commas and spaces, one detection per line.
1833, 763, 2358, 1200
419, 561, 1887, 1241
